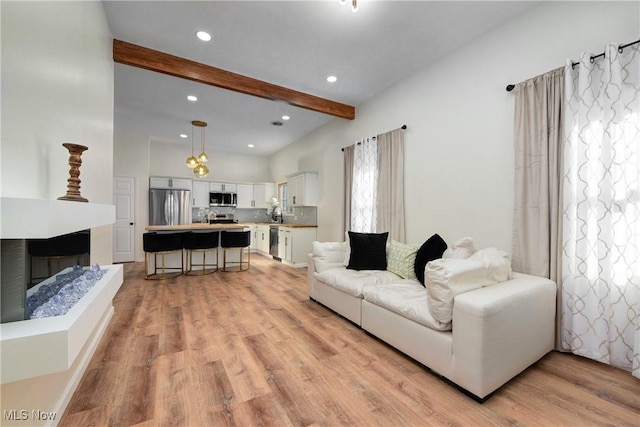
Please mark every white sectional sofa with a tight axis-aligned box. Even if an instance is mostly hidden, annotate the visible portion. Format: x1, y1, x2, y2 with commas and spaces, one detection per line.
307, 238, 556, 400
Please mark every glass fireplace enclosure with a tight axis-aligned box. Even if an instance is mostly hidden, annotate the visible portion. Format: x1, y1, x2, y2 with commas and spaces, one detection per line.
1, 230, 90, 323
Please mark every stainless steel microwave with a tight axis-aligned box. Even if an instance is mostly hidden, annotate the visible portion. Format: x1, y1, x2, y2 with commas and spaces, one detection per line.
209, 192, 237, 207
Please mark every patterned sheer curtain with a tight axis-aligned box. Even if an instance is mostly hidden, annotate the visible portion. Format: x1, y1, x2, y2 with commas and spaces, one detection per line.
351, 136, 378, 233
561, 43, 640, 378
343, 145, 354, 237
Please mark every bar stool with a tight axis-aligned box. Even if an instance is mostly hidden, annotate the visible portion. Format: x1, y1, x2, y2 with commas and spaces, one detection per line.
143, 232, 185, 280
28, 230, 90, 286
183, 231, 219, 275
220, 230, 251, 272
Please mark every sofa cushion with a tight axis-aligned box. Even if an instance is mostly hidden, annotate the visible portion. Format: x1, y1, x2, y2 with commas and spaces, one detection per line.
442, 236, 477, 259
414, 234, 448, 286
362, 280, 451, 331
312, 241, 346, 272
347, 231, 389, 271
315, 267, 399, 298
387, 240, 419, 280
425, 247, 512, 324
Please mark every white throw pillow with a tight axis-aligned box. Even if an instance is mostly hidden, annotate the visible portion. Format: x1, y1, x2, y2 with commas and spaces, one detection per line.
442, 236, 477, 259
312, 241, 347, 272
343, 231, 351, 266
425, 247, 512, 324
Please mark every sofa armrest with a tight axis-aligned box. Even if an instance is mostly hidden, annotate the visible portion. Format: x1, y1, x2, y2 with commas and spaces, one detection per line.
451, 272, 556, 398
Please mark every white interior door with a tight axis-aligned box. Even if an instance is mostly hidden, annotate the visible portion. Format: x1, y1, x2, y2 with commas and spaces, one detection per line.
113, 176, 135, 263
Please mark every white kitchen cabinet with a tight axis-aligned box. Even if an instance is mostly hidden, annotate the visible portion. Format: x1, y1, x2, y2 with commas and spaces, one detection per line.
286, 172, 317, 207
192, 181, 210, 208
236, 184, 253, 208
255, 224, 271, 254
149, 176, 192, 190
248, 224, 258, 252
209, 182, 237, 193
236, 183, 275, 209
252, 183, 276, 209
278, 226, 316, 267
277, 227, 292, 261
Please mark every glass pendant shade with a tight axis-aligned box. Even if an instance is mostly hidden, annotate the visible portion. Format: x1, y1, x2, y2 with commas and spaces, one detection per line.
197, 152, 209, 163
193, 163, 209, 178
186, 155, 198, 168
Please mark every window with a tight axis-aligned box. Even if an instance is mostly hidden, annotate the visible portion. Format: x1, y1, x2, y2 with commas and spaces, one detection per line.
278, 182, 291, 214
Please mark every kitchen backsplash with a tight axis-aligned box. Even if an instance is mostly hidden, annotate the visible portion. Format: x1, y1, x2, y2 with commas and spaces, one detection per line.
192, 207, 317, 225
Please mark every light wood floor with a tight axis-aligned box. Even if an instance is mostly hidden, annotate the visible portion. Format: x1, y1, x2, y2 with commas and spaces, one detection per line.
59, 254, 640, 426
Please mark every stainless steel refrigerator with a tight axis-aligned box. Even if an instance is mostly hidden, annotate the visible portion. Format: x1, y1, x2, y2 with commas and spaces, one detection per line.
149, 189, 192, 225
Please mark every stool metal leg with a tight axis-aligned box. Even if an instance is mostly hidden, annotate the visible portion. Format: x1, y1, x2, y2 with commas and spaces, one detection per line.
185, 248, 218, 275
144, 249, 183, 280
221, 246, 250, 272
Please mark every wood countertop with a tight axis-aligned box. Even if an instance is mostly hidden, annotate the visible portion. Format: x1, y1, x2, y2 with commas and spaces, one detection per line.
145, 223, 317, 231
254, 223, 318, 228
145, 224, 247, 231
277, 224, 318, 228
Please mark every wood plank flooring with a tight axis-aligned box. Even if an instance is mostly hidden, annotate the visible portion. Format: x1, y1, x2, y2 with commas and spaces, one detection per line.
59, 255, 640, 426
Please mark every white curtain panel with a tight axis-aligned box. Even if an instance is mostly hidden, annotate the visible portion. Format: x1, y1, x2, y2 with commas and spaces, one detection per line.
377, 129, 406, 242
351, 136, 378, 233
561, 43, 640, 378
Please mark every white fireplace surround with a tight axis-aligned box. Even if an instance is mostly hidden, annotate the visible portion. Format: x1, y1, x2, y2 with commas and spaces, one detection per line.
0, 196, 120, 426
0, 197, 116, 239
0, 264, 123, 384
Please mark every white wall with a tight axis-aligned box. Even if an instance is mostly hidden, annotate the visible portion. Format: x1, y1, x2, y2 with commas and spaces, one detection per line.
0, 2, 114, 423
1, 0, 114, 264
269, 1, 640, 249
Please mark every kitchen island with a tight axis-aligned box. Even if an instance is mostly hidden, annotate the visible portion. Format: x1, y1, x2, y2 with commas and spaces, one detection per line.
144, 224, 254, 275
145, 223, 249, 231
145, 223, 317, 231
144, 223, 317, 268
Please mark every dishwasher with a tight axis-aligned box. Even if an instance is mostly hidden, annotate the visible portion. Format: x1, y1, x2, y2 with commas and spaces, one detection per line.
269, 225, 280, 260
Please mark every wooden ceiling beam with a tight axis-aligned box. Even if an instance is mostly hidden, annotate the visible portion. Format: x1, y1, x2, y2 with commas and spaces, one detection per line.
113, 39, 355, 120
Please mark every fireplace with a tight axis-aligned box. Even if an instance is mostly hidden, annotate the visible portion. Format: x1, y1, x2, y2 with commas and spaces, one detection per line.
0, 197, 121, 423
1, 230, 91, 324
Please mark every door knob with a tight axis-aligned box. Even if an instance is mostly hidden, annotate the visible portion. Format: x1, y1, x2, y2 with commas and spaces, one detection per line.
129, 222, 134, 225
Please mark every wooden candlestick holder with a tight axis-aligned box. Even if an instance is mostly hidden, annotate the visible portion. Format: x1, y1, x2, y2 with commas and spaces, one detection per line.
58, 143, 89, 203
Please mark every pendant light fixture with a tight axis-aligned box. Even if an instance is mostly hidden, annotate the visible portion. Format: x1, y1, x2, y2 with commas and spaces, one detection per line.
192, 120, 209, 178
185, 122, 198, 169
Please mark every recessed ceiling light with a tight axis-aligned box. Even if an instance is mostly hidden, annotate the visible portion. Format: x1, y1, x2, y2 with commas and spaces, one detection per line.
180, 134, 188, 138
196, 31, 212, 42
248, 144, 255, 148
282, 115, 290, 121
327, 75, 337, 83
187, 95, 198, 102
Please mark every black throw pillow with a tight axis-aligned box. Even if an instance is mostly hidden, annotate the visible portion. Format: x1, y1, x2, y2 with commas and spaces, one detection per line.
414, 234, 447, 286
347, 231, 389, 270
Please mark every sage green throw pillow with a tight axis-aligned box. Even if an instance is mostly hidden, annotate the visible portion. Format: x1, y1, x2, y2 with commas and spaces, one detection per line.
387, 240, 419, 279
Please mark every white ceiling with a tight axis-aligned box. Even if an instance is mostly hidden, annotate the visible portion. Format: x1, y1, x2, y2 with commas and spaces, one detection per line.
104, 1, 537, 156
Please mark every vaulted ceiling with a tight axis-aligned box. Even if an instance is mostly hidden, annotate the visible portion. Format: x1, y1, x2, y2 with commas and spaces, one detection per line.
104, 1, 536, 156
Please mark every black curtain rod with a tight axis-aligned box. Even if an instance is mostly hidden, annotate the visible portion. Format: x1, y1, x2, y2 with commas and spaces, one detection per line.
505, 38, 640, 92
341, 125, 407, 151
